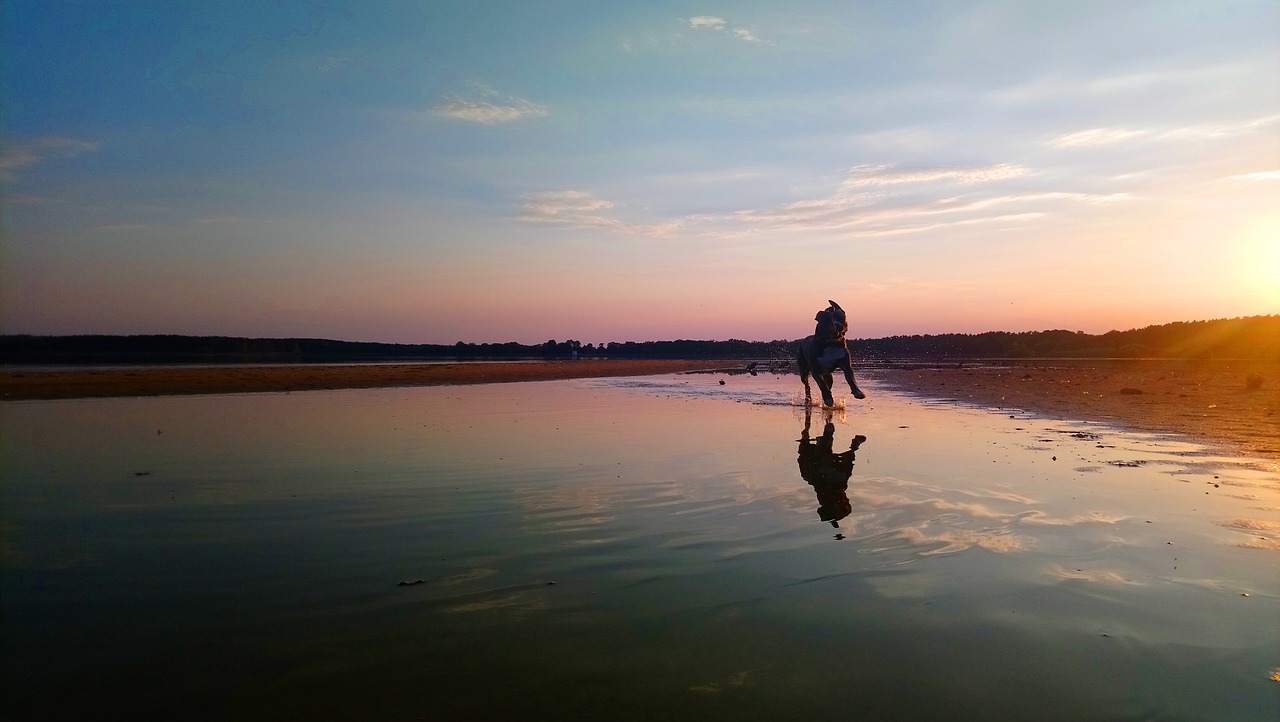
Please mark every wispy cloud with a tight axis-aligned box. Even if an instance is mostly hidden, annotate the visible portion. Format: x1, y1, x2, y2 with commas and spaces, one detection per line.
722, 187, 1122, 236
516, 163, 1127, 241
1052, 128, 1147, 148
1156, 113, 1280, 142
1, 136, 101, 180
434, 83, 548, 125
688, 16, 726, 31
436, 98, 547, 125
521, 190, 614, 220
1052, 114, 1280, 149
841, 163, 1027, 188
763, 211, 1047, 241
518, 190, 683, 236
687, 15, 760, 42
1224, 170, 1280, 182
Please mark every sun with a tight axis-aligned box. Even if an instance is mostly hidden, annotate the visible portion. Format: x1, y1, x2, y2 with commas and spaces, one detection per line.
1235, 217, 1280, 308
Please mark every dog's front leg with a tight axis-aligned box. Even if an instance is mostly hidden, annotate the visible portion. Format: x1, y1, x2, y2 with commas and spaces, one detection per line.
840, 357, 866, 400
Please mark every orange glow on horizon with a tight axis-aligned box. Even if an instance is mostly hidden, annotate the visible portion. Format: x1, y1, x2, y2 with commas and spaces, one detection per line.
1234, 216, 1280, 309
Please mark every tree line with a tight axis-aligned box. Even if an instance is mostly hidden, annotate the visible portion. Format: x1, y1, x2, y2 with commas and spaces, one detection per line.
2, 315, 1277, 364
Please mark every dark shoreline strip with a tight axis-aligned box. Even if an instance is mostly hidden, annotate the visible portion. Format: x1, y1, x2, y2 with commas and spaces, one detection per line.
0, 360, 730, 401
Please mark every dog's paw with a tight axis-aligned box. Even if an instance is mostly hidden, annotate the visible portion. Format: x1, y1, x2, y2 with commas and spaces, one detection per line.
852, 388, 866, 400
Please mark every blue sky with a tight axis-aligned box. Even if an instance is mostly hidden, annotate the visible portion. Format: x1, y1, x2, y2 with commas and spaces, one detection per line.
3, 1, 1278, 344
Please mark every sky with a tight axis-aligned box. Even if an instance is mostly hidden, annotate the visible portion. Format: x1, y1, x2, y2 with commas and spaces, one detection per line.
2, 1, 1278, 345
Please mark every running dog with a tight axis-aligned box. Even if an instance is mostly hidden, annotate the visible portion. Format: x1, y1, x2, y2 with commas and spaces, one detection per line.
797, 299, 866, 407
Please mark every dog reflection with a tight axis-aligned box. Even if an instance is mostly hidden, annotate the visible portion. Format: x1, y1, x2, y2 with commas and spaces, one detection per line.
797, 409, 867, 528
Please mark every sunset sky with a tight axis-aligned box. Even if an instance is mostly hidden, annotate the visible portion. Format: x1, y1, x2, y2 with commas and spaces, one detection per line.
3, 1, 1277, 345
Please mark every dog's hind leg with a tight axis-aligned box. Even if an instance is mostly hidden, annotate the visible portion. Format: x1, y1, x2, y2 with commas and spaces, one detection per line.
799, 338, 834, 407
797, 348, 813, 404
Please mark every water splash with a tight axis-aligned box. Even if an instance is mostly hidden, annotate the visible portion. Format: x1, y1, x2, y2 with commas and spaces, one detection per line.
786, 391, 846, 410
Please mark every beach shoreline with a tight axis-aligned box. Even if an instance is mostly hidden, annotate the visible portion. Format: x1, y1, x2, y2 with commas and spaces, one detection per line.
2, 359, 1277, 462
865, 363, 1279, 463
0, 359, 732, 401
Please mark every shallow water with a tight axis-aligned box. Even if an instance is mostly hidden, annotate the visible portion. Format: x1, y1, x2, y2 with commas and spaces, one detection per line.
2, 374, 1277, 721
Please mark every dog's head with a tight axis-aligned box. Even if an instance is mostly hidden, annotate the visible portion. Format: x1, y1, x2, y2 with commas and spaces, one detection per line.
827, 300, 846, 328
815, 300, 848, 341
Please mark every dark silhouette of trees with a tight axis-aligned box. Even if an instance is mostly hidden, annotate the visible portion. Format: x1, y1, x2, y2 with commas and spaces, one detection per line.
3, 315, 1277, 365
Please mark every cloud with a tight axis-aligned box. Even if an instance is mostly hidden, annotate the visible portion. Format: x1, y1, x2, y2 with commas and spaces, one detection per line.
1052, 128, 1148, 148
687, 15, 759, 42
726, 192, 1126, 236
841, 163, 1027, 188
1155, 113, 1280, 142
849, 212, 1048, 239
517, 164, 1131, 241
433, 83, 548, 125
521, 190, 614, 219
518, 190, 683, 236
688, 16, 726, 30
1225, 170, 1280, 182
1, 136, 101, 180
704, 164, 1130, 238
1052, 114, 1280, 149
435, 98, 548, 125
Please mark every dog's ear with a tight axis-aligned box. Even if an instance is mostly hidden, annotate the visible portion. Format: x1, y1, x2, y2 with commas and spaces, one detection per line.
828, 299, 843, 312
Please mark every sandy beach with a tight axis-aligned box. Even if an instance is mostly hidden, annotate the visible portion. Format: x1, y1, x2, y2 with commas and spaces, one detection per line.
2, 359, 1277, 462
867, 362, 1280, 463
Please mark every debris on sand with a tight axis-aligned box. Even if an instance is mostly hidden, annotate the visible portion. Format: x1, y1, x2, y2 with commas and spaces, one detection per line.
398, 579, 425, 586
1119, 387, 1144, 395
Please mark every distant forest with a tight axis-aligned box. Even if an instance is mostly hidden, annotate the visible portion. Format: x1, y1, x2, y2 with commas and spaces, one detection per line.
2, 315, 1277, 365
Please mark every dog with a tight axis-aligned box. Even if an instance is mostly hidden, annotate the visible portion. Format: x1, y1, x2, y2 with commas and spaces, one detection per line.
797, 299, 866, 407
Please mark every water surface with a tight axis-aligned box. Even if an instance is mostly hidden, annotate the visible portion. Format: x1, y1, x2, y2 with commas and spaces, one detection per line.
2, 374, 1277, 720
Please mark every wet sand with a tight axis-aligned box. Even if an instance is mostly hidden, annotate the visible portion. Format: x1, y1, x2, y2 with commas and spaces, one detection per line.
3, 358, 1277, 462
867, 362, 1280, 462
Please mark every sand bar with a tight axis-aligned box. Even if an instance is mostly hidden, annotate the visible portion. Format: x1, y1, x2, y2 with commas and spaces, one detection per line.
3, 358, 1277, 462
868, 363, 1280, 463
